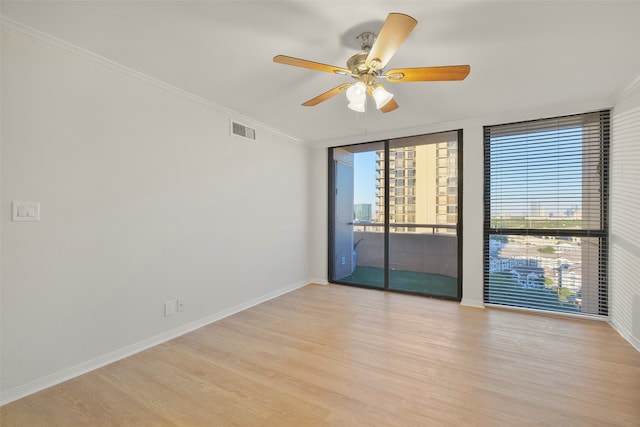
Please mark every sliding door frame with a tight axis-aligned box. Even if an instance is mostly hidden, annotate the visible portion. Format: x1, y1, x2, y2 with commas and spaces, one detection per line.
328, 130, 464, 301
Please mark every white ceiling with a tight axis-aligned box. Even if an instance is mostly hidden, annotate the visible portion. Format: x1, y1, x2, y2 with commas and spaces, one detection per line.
3, 1, 640, 146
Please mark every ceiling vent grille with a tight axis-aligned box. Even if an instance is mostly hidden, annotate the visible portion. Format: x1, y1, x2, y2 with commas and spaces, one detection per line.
230, 120, 256, 141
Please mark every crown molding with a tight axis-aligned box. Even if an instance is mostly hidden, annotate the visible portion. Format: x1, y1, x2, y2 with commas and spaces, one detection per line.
0, 15, 305, 146
616, 68, 640, 105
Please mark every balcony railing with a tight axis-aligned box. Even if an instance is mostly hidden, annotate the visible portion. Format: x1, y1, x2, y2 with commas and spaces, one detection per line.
348, 227, 458, 280
350, 221, 456, 234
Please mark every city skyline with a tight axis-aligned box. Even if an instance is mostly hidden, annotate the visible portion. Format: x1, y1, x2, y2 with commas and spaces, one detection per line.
489, 126, 586, 217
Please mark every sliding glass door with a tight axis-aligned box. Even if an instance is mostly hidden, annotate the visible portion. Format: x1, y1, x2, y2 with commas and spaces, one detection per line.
329, 131, 461, 300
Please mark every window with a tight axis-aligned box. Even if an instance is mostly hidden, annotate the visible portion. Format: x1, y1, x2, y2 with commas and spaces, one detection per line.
483, 111, 609, 316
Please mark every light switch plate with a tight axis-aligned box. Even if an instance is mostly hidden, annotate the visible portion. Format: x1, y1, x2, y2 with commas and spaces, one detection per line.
12, 202, 40, 222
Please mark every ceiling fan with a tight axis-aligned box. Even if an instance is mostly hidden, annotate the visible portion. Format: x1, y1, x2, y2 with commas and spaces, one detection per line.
273, 13, 470, 113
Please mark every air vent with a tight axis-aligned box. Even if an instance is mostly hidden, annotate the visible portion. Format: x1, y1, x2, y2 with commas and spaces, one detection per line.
230, 120, 256, 141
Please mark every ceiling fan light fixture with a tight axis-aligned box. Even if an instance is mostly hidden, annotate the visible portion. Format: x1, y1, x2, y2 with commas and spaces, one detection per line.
346, 81, 367, 103
372, 85, 394, 109
346, 81, 367, 112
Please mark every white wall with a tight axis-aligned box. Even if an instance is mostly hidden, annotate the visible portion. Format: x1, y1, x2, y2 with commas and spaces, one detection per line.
1, 32, 310, 402
460, 125, 485, 307
308, 147, 328, 284
610, 81, 640, 351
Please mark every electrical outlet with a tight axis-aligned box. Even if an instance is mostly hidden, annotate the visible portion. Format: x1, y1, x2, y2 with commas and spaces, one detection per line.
177, 299, 185, 312
165, 300, 177, 316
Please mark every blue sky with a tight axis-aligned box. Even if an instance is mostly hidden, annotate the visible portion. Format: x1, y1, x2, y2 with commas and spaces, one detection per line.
353, 151, 378, 206
489, 127, 584, 216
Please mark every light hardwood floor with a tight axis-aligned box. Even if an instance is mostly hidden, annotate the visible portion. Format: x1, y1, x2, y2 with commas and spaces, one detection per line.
1, 284, 639, 426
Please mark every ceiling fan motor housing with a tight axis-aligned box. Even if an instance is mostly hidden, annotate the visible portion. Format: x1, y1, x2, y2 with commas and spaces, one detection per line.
347, 52, 381, 88
347, 52, 373, 75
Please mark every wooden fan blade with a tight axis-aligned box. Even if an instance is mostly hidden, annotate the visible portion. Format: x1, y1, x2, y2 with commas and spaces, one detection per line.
274, 55, 351, 75
302, 83, 351, 106
385, 65, 471, 82
365, 13, 417, 70
380, 98, 399, 113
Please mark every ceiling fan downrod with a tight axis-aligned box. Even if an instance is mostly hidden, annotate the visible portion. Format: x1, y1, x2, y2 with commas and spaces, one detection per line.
356, 31, 377, 52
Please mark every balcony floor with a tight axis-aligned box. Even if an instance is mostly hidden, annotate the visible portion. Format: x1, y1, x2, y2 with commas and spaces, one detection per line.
338, 266, 458, 298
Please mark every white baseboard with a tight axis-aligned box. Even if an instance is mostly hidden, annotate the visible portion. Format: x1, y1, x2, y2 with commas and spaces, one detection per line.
460, 298, 485, 308
0, 280, 310, 406
309, 278, 329, 285
609, 319, 640, 353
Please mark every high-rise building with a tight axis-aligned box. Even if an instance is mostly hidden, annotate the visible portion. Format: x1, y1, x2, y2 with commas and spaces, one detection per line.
354, 203, 372, 221
375, 140, 457, 233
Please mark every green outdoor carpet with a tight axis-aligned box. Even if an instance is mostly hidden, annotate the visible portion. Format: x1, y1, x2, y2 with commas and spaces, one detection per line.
338, 266, 458, 298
